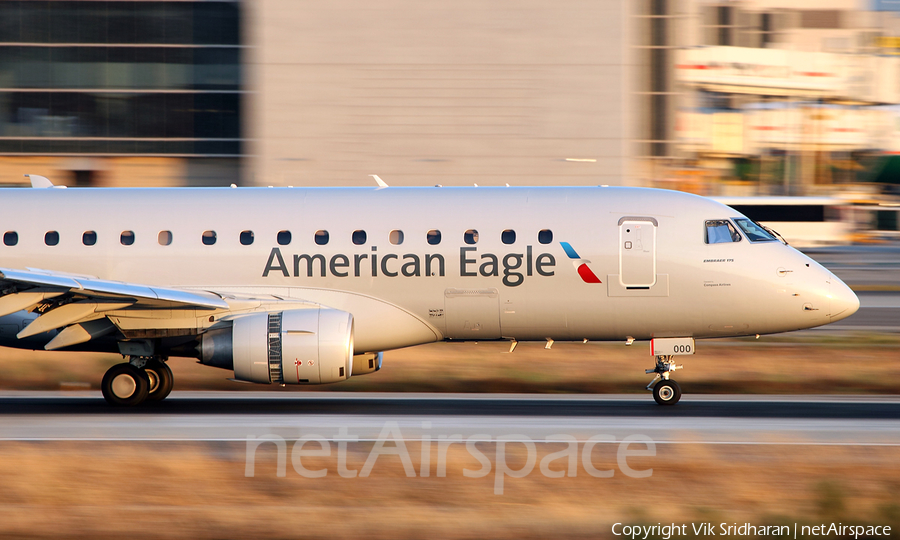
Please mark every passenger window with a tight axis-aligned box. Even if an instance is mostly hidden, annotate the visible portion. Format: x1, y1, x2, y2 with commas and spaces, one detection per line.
158, 231, 173, 246
120, 231, 135, 245
705, 220, 741, 244
202, 231, 217, 245
538, 229, 553, 244
390, 230, 404, 245
45, 231, 59, 246
277, 230, 291, 245
240, 230, 254, 245
352, 230, 367, 245
315, 230, 329, 245
3, 231, 17, 246
464, 230, 478, 244
501, 229, 516, 244
83, 231, 97, 246
427, 230, 441, 245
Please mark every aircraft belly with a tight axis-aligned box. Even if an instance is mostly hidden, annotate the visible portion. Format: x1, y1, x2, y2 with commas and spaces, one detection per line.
284, 287, 440, 352
444, 288, 501, 339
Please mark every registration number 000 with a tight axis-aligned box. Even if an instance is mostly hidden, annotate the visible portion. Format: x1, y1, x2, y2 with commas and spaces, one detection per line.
650, 337, 695, 356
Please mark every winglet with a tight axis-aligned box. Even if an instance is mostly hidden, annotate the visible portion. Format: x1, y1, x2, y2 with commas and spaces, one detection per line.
370, 174, 389, 188
25, 174, 66, 189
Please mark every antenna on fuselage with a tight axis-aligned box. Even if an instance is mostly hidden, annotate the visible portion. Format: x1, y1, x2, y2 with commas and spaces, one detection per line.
370, 174, 389, 188
25, 174, 66, 189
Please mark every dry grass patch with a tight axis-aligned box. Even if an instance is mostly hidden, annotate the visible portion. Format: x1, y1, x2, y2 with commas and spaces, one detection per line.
0, 441, 897, 539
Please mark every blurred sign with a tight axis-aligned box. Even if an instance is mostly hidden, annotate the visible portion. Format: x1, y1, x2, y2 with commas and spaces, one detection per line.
875, 36, 900, 48
677, 46, 900, 104
677, 104, 885, 156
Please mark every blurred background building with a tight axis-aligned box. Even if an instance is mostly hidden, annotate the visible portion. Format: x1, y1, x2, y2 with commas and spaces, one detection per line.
0, 0, 898, 238
0, 1, 242, 186
673, 0, 900, 195
668, 0, 900, 239
243, 1, 637, 188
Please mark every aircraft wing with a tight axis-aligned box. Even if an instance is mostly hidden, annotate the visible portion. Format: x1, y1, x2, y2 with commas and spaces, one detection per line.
0, 267, 228, 311
0, 266, 230, 350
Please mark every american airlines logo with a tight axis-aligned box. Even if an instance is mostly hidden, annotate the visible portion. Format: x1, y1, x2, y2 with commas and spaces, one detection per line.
559, 242, 602, 284
263, 242, 599, 287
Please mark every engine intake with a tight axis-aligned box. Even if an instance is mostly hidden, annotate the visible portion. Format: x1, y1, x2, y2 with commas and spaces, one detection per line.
200, 308, 354, 384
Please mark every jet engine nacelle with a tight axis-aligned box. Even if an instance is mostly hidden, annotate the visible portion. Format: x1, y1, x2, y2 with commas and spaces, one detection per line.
200, 308, 354, 384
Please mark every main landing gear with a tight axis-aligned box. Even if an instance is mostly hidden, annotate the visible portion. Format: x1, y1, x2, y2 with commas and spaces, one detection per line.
101, 356, 174, 406
646, 355, 683, 406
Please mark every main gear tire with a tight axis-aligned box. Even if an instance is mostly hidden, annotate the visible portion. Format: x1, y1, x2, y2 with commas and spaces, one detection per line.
101, 363, 150, 406
144, 359, 174, 402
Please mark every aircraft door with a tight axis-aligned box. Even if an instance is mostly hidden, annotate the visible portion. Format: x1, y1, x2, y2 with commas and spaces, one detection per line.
444, 288, 501, 339
619, 218, 657, 288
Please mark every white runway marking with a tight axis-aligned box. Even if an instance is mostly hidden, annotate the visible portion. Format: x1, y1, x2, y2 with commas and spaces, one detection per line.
0, 438, 899, 446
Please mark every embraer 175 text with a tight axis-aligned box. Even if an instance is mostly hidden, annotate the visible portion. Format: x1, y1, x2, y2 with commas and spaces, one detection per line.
0, 176, 859, 406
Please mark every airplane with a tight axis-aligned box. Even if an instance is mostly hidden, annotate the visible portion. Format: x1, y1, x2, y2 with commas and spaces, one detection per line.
0, 175, 859, 406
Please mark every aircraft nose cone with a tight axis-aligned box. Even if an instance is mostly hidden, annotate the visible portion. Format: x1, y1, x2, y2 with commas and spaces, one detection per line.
829, 278, 859, 323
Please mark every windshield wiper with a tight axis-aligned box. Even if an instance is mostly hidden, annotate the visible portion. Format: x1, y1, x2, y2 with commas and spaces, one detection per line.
759, 222, 788, 245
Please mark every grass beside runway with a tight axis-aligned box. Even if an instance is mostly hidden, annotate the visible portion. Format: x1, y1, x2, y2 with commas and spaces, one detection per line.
0, 334, 898, 395
0, 441, 896, 539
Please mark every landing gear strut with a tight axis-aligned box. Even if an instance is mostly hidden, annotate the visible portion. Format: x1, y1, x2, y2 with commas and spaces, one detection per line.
101, 356, 173, 406
646, 355, 683, 406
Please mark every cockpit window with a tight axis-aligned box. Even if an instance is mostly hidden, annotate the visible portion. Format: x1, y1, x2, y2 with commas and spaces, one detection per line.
705, 220, 741, 244
733, 218, 778, 242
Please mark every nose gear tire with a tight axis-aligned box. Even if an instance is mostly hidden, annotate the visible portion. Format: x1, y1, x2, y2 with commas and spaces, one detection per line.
653, 379, 682, 406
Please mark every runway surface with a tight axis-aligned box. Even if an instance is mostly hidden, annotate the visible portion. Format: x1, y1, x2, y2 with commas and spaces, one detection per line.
1, 392, 897, 445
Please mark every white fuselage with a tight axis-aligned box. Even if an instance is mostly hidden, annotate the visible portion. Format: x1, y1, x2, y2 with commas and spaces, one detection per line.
0, 186, 859, 354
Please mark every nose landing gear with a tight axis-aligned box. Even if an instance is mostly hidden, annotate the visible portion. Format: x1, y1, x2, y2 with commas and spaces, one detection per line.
101, 356, 173, 406
646, 355, 683, 406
